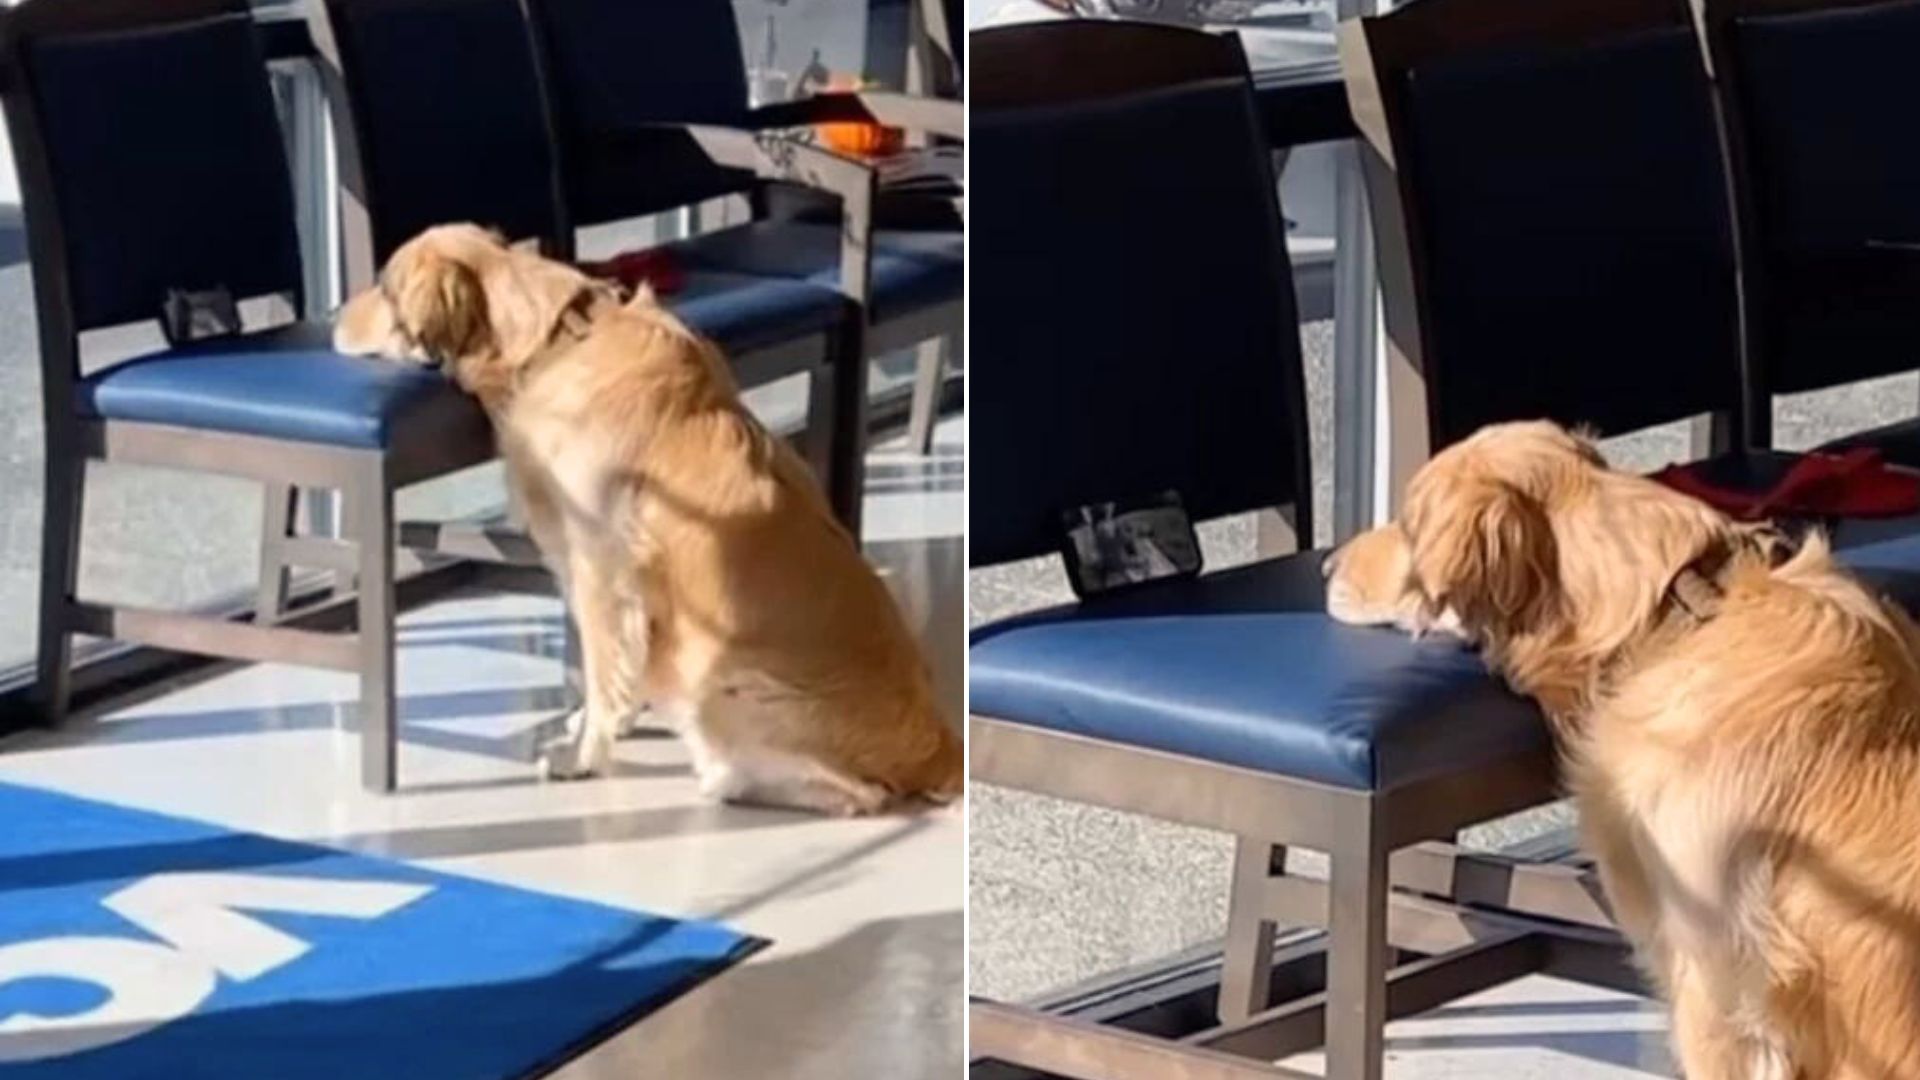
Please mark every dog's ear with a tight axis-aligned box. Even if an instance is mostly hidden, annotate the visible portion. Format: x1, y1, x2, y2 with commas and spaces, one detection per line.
392, 249, 490, 365
1409, 477, 1557, 633
481, 249, 603, 370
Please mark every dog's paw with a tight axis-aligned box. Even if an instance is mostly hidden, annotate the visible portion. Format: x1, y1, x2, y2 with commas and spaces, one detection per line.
615, 701, 668, 739
694, 763, 748, 802
825, 779, 892, 818
535, 720, 605, 781
536, 742, 598, 781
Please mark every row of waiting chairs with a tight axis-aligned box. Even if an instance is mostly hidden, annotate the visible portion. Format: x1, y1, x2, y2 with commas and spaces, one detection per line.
1350, 0, 1920, 476
968, 0, 1920, 1075
316, 0, 963, 531
1, 0, 961, 792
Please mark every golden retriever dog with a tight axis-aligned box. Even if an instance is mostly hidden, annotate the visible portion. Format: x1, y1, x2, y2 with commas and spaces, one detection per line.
334, 224, 960, 815
1327, 420, 1920, 1080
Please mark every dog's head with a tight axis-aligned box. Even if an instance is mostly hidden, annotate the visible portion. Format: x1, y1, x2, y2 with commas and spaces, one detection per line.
1398, 421, 1594, 637
1323, 524, 1460, 638
334, 223, 611, 403
1392, 420, 1739, 700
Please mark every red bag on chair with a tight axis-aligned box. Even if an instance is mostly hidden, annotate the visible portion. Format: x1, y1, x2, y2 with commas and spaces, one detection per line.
578, 247, 686, 295
1652, 448, 1920, 520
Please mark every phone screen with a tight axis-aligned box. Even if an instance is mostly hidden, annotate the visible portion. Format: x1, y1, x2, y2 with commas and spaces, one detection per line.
1059, 491, 1203, 598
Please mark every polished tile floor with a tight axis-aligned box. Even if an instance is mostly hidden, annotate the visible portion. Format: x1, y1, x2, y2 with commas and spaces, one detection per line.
0, 420, 964, 1080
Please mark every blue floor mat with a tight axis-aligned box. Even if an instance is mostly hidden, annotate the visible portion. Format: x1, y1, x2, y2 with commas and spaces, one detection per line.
0, 780, 763, 1079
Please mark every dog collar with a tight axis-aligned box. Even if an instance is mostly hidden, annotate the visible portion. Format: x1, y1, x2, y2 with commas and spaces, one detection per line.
1663, 525, 1795, 623
508, 285, 619, 389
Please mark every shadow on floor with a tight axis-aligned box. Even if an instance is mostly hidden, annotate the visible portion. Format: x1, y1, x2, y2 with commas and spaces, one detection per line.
329, 799, 814, 862
0, 796, 813, 892
44, 684, 576, 761
1384, 1027, 1666, 1074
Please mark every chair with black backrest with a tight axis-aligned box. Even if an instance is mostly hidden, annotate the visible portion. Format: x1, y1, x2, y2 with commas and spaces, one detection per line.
892, 0, 968, 453
1702, 0, 1920, 471
1342, 0, 1749, 498
1, 0, 494, 791
521, 0, 964, 529
308, 0, 867, 522
763, 0, 969, 455
1345, 0, 1920, 572
902, 0, 965, 458
968, 21, 1562, 1080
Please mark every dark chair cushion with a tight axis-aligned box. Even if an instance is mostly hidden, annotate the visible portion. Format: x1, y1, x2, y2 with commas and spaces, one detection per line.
1400, 27, 1742, 445
670, 223, 962, 323
1734, 0, 1920, 393
328, 0, 564, 262
25, 12, 303, 331
970, 552, 1547, 792
77, 322, 488, 451
1820, 418, 1920, 472
968, 48, 1307, 567
669, 269, 848, 356
562, 130, 756, 229
760, 182, 965, 232
529, 0, 756, 222
528, 0, 748, 133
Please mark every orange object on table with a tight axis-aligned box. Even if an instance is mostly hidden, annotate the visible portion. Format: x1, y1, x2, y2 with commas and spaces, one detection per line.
818, 117, 904, 157
813, 74, 904, 158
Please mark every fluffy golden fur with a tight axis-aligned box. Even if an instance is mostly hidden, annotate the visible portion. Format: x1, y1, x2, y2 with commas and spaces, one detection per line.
1329, 420, 1920, 1079
335, 224, 960, 815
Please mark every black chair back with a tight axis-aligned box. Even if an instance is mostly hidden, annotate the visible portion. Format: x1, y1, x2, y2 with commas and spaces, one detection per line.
944, 0, 962, 78
0, 0, 304, 341
522, 0, 757, 227
315, 0, 567, 267
1346, 0, 1744, 450
1705, 0, 1920, 438
970, 22, 1311, 567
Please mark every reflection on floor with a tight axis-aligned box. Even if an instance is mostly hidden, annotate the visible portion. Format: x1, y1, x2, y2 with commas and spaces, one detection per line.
0, 419, 964, 1080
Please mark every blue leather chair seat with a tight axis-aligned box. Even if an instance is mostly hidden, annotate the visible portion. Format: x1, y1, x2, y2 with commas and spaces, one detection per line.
669, 268, 847, 355
970, 553, 1547, 792
671, 222, 962, 323
1835, 529, 1920, 609
77, 322, 488, 451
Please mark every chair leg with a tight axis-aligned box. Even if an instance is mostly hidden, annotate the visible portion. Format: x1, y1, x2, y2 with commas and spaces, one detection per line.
351, 459, 397, 793
1219, 836, 1283, 1024
801, 359, 837, 496
256, 482, 296, 626
905, 336, 947, 456
1326, 802, 1390, 1080
827, 324, 870, 539
34, 454, 85, 723
338, 492, 359, 596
